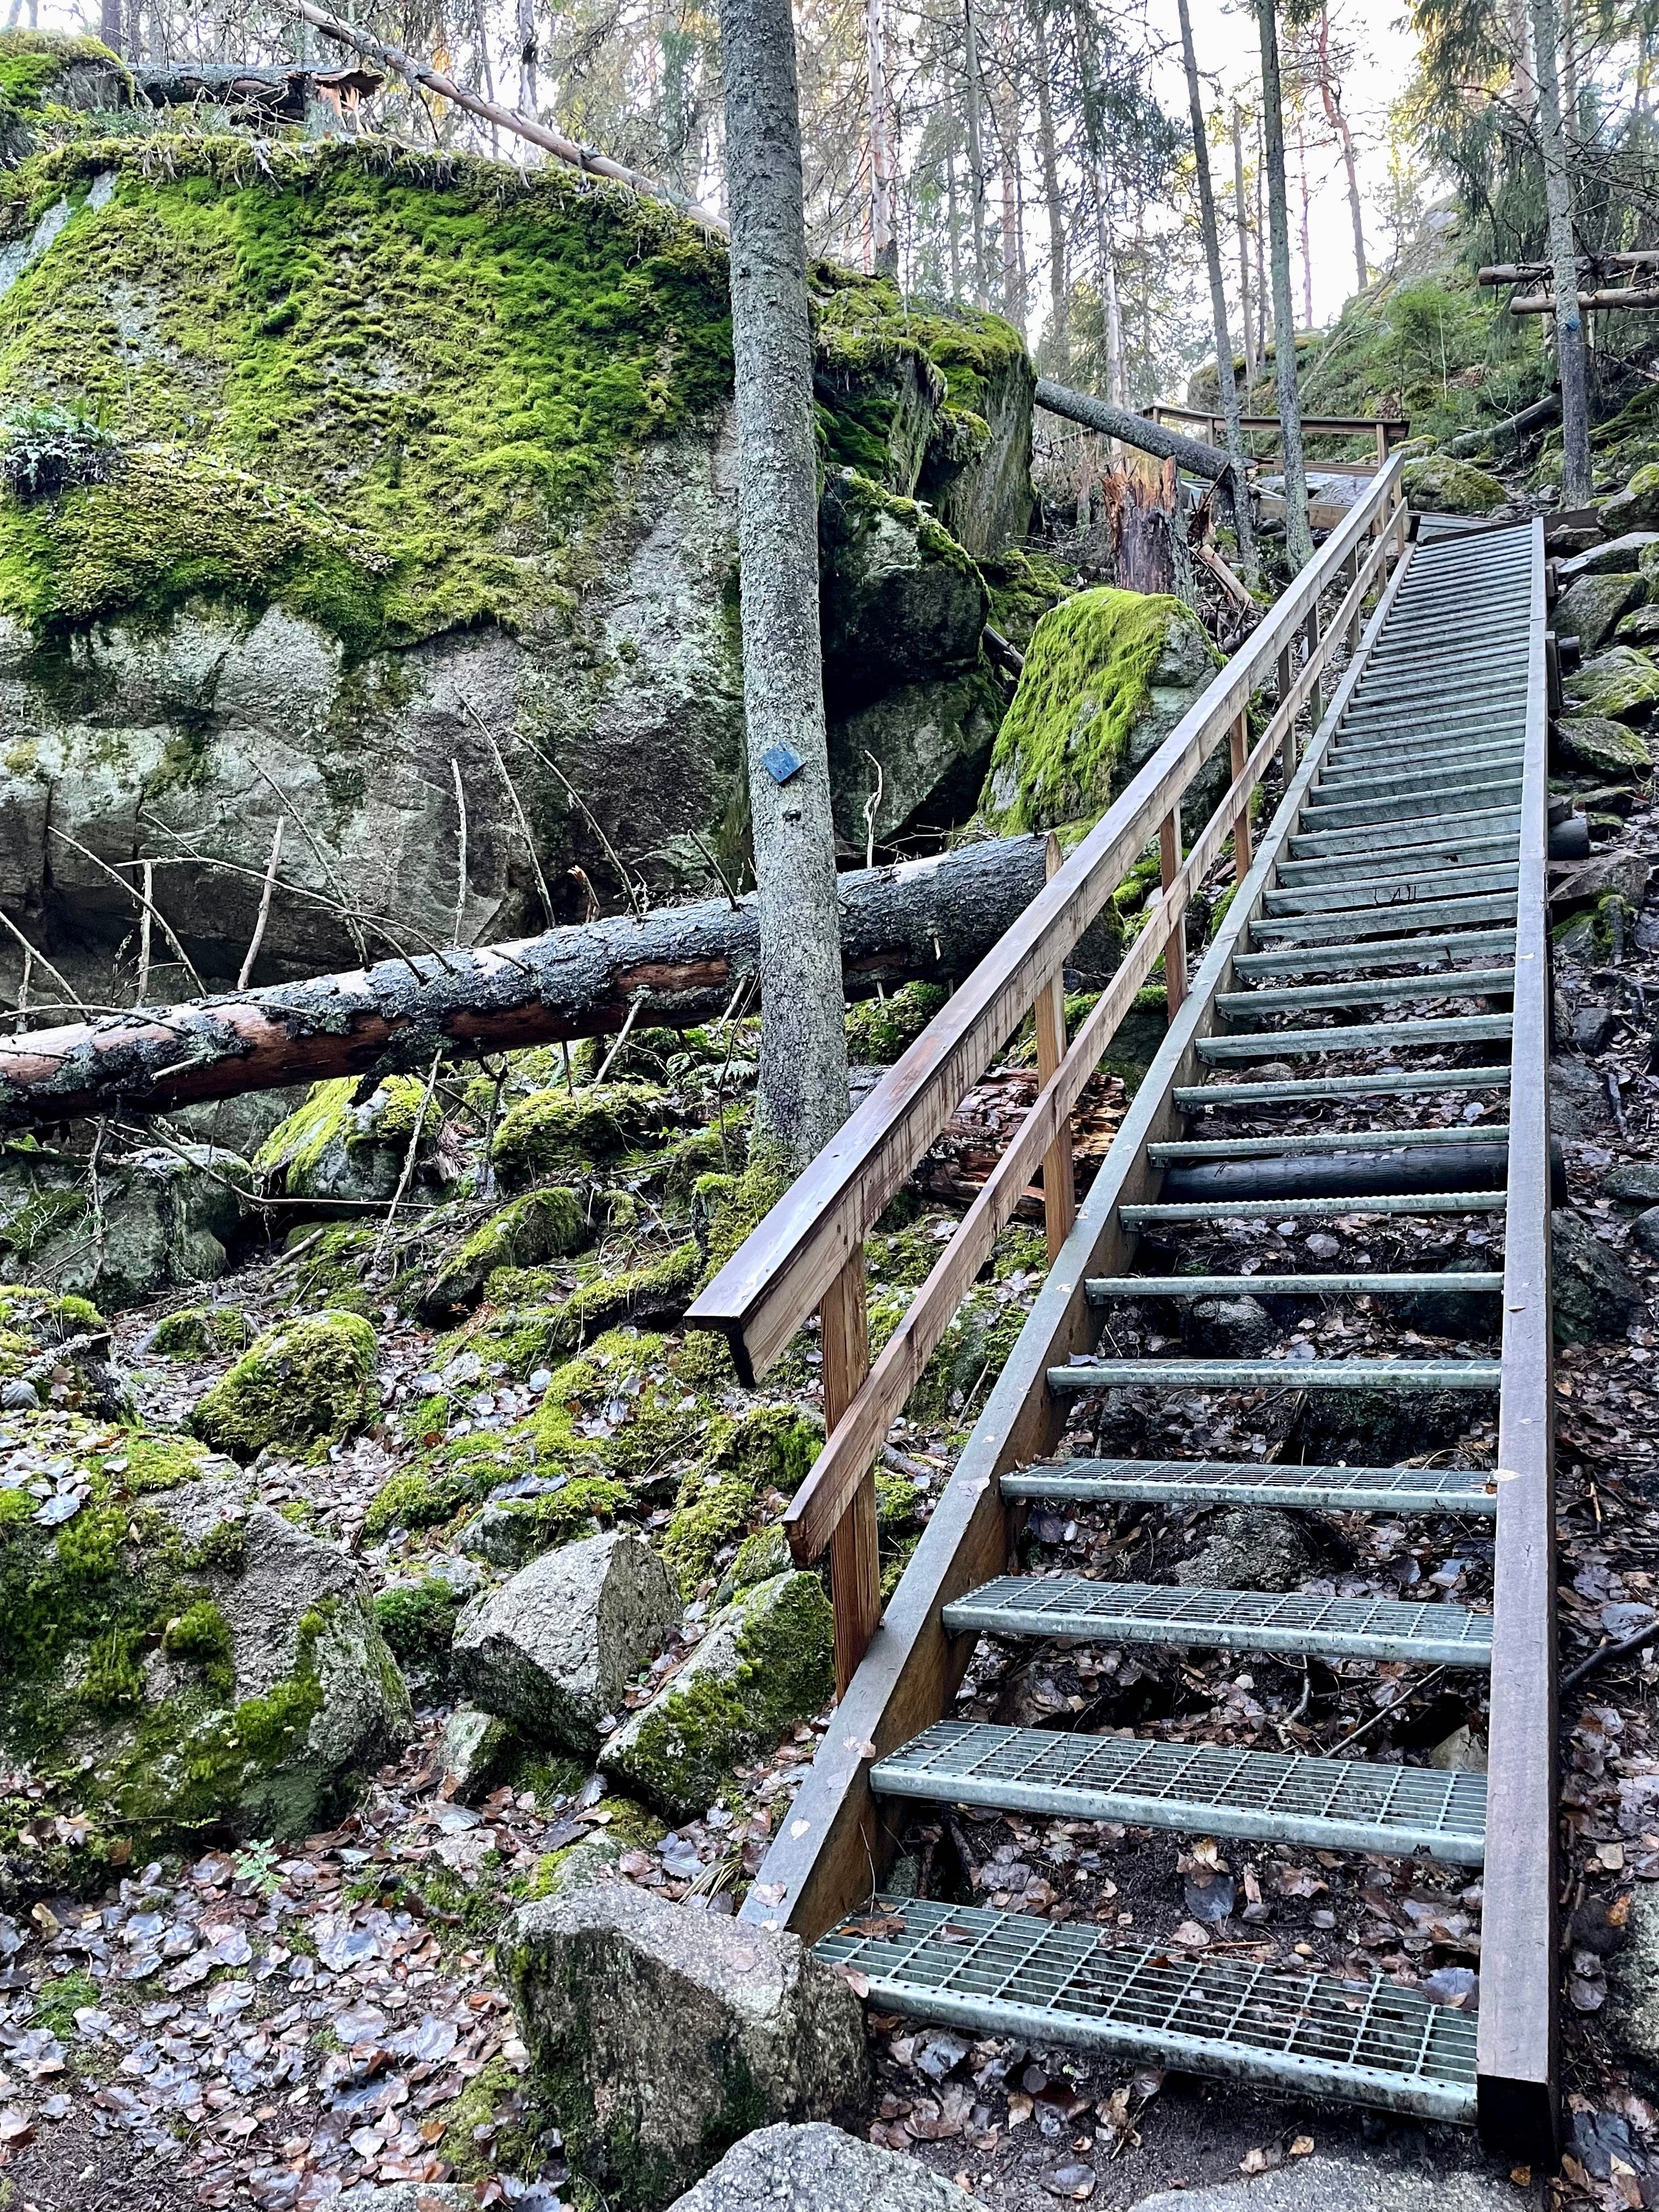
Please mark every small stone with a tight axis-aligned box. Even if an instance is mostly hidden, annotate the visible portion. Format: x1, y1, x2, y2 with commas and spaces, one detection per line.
1616, 602, 1659, 649
451, 1530, 680, 1757
1401, 455, 1508, 516
1551, 847, 1651, 913
1186, 1295, 1274, 1358
668, 2124, 990, 2208
1558, 530, 1659, 581
1633, 1206, 1659, 1257
1176, 1510, 1315, 1594
1552, 1209, 1647, 1344
506, 1888, 871, 2207
438, 1707, 519, 1804
1604, 1162, 1659, 1205
1124, 2153, 1539, 2209
1572, 1002, 1616, 1055
1563, 645, 1659, 723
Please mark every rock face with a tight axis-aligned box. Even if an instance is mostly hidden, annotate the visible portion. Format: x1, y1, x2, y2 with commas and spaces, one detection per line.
980, 588, 1222, 835
450, 1530, 680, 1757
600, 1570, 836, 1820
1553, 1210, 1646, 1344
667, 2124, 989, 2211
0, 142, 1035, 985
0, 1141, 250, 1311
1610, 1881, 1659, 2074
0, 1441, 409, 1847
255, 1077, 439, 1212
1565, 645, 1659, 721
1600, 460, 1659, 532
1556, 571, 1647, 652
1556, 714, 1653, 779
1125, 2157, 1540, 2211
1400, 454, 1508, 515
503, 1882, 870, 2208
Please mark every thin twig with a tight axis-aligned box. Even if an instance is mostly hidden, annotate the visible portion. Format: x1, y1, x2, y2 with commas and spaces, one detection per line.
1324, 1666, 1447, 1756
48, 828, 205, 996
862, 749, 884, 871
238, 819, 285, 992
465, 706, 560, 929
592, 994, 645, 1086
241, 761, 369, 967
493, 708, 647, 916
376, 1047, 443, 1266
0, 907, 84, 1015
13, 946, 30, 1036
450, 759, 469, 949
136, 859, 153, 1003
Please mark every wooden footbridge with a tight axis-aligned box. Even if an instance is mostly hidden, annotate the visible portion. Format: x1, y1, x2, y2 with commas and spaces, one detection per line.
686, 460, 1558, 2160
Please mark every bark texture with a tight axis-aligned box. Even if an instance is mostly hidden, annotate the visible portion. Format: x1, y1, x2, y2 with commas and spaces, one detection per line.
1256, 0, 1313, 569
1531, 0, 1594, 505
1034, 378, 1234, 484
0, 839, 1053, 1131
719, 0, 851, 1167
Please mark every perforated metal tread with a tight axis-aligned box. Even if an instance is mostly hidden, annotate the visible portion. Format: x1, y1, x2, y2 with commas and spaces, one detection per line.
942, 1575, 1493, 1666
872, 1720, 1487, 1863
1000, 1457, 1499, 1515
812, 1897, 1479, 2121
1047, 1357, 1501, 1392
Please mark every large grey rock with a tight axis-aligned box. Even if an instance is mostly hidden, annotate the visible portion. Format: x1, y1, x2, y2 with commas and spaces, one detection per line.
1176, 1508, 1317, 1593
1564, 645, 1659, 721
830, 672, 1001, 853
819, 469, 988, 704
1606, 1162, 1659, 1205
504, 1884, 870, 2208
1555, 713, 1654, 780
1553, 1208, 1647, 1344
1556, 571, 1646, 651
668, 2124, 988, 2211
451, 1531, 680, 1757
1558, 530, 1659, 582
1610, 1879, 1659, 2071
0, 1142, 251, 1310
1126, 2155, 1539, 2211
600, 1571, 834, 1820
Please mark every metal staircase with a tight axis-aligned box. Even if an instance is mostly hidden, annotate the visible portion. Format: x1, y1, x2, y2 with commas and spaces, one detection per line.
806, 521, 1553, 2138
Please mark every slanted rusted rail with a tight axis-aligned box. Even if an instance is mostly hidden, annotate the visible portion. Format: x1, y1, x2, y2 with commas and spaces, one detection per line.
684, 458, 1409, 1697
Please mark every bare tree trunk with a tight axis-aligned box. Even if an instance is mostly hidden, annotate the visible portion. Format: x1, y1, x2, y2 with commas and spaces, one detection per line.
516, 0, 537, 117
1256, 0, 1313, 568
1030, 2, 1068, 374
1177, 0, 1257, 577
1530, 0, 1593, 504
945, 112, 963, 300
1099, 182, 1123, 402
1232, 101, 1257, 387
1295, 111, 1313, 328
1509, 0, 1536, 111
1314, 8, 1366, 291
963, 0, 990, 304
866, 0, 897, 275
718, 0, 850, 1170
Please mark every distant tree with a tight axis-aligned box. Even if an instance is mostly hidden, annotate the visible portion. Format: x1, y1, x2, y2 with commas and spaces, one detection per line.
1256, 0, 1313, 568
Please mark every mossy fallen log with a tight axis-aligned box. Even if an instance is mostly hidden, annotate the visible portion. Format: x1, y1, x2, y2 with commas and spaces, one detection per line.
0, 835, 1054, 1131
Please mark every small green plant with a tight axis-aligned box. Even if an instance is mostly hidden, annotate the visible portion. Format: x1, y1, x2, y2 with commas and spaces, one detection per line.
231, 1837, 284, 1897
0, 403, 119, 500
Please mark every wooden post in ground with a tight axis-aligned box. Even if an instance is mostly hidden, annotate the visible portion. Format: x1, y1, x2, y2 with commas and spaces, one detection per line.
821, 1250, 880, 1694
1231, 715, 1252, 882
1034, 834, 1077, 1262
1160, 804, 1188, 1019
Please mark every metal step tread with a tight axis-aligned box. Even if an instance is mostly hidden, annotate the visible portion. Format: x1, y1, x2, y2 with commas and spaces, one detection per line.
1231, 930, 1516, 978
1048, 1357, 1502, 1392
812, 1897, 1479, 2121
1250, 895, 1520, 944
1149, 1126, 1510, 1159
1086, 1269, 1501, 1297
1289, 809, 1520, 857
1001, 1455, 1499, 1515
1122, 1191, 1506, 1222
1216, 969, 1514, 1015
871, 1720, 1487, 1863
1263, 865, 1520, 915
942, 1574, 1493, 1666
1198, 1013, 1514, 1058
1174, 1068, 1511, 1108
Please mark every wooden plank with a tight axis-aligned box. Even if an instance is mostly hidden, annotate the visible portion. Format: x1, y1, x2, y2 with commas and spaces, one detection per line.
1160, 808, 1187, 1020
1229, 716, 1252, 883
685, 465, 1406, 1385
1476, 518, 1560, 2164
821, 1249, 880, 1695
743, 517, 1418, 1942
1036, 835, 1076, 1264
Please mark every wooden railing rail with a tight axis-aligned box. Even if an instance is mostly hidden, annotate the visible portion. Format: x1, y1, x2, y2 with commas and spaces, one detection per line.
685, 457, 1407, 1690
1148, 403, 1413, 467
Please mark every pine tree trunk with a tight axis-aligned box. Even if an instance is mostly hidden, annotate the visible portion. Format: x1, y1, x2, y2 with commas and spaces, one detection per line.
1232, 103, 1257, 387
963, 0, 990, 305
1031, 3, 1068, 373
946, 115, 963, 300
517, 0, 537, 115
866, 0, 897, 275
1296, 114, 1313, 329
99, 0, 121, 47
1314, 10, 1366, 291
1530, 0, 1593, 504
1177, 0, 1257, 577
718, 0, 851, 1168
1256, 0, 1313, 568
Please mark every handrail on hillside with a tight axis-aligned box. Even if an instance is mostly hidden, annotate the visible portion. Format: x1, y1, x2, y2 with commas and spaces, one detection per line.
684, 458, 1409, 1691
1147, 402, 1413, 468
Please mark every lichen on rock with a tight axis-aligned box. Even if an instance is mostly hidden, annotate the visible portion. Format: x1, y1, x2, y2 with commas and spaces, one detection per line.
190, 1308, 380, 1460
1400, 454, 1509, 515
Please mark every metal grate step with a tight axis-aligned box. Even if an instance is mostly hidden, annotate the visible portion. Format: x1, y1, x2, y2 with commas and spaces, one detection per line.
1215, 969, 1514, 1017
1148, 1126, 1510, 1160
1262, 865, 1520, 915
1047, 1358, 1501, 1393
1120, 1191, 1506, 1223
1198, 1015, 1513, 1059
942, 1576, 1493, 1666
1299, 782, 1521, 831
1231, 930, 1516, 979
872, 1721, 1487, 1863
1001, 1455, 1498, 1515
1085, 1270, 1502, 1300
812, 1898, 1480, 2122
1289, 806, 1520, 857
1173, 1068, 1511, 1109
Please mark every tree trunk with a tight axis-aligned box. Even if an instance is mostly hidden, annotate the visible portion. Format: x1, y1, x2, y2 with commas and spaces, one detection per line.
0, 841, 1056, 1135
1256, 0, 1313, 568
1035, 376, 1234, 481
1177, 0, 1257, 577
718, 0, 851, 1170
1296, 112, 1313, 329
1031, 2, 1067, 373
1314, 9, 1366, 291
866, 0, 897, 275
516, 0, 537, 116
963, 0, 990, 305
1232, 102, 1257, 387
1509, 0, 1536, 112
1530, 0, 1593, 504
1103, 458, 1177, 592
1099, 180, 1124, 402
946, 115, 963, 300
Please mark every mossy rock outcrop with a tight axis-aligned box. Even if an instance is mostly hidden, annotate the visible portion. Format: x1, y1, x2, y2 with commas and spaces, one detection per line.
190, 1308, 379, 1459
599, 1570, 835, 1819
1555, 715, 1653, 780
0, 1280, 121, 1414
1556, 572, 1646, 653
255, 1075, 438, 1212
0, 1139, 250, 1311
1565, 646, 1659, 722
979, 587, 1222, 836
490, 1082, 670, 1184
417, 1186, 589, 1325
0, 139, 1034, 981
0, 1414, 409, 1864
1600, 461, 1659, 533
1400, 454, 1508, 515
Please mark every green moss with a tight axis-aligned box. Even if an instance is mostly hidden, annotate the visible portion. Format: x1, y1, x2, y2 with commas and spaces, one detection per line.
980, 545, 1071, 650
981, 589, 1198, 833
484, 1474, 633, 1555
29, 1966, 99, 2038
364, 1466, 473, 1537
426, 1186, 588, 1313
691, 1146, 791, 1285
189, 1308, 379, 1459
844, 981, 946, 1064
0, 30, 126, 125
436, 2053, 548, 2183
528, 1237, 703, 1359
149, 1304, 253, 1358
531, 1329, 709, 1486
254, 1077, 437, 1199
373, 1576, 463, 1670
661, 1403, 821, 1597
490, 1082, 669, 1183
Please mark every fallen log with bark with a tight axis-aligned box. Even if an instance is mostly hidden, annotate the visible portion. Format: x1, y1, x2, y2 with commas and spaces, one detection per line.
132, 61, 383, 117
1035, 377, 1235, 486
0, 836, 1058, 1132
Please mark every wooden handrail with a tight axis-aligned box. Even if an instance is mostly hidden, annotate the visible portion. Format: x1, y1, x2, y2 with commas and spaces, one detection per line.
1149, 404, 1413, 439
685, 456, 1406, 1683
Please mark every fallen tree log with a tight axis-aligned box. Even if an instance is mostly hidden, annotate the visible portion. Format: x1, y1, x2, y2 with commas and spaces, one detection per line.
1444, 392, 1562, 456
133, 61, 383, 117
0, 836, 1058, 1132
1034, 377, 1235, 485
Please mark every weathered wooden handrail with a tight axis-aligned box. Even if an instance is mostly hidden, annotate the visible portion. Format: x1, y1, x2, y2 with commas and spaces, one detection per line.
685, 456, 1407, 1687
1149, 403, 1413, 467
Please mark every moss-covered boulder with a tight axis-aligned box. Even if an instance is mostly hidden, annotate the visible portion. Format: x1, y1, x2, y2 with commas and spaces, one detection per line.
504, 1882, 869, 2209
0, 1140, 251, 1310
1615, 602, 1659, 650
417, 1186, 588, 1325
844, 980, 947, 1064
1400, 454, 1508, 515
661, 1405, 822, 1598
0, 30, 129, 156
0, 1423, 409, 1855
0, 141, 1034, 981
1553, 1210, 1646, 1344
599, 1571, 834, 1820
190, 1309, 379, 1459
490, 1082, 669, 1184
1555, 715, 1653, 780
0, 1281, 121, 1415
255, 1076, 438, 1212
980, 587, 1222, 834
146, 1302, 255, 1359
1565, 646, 1659, 722
1600, 461, 1659, 533
1557, 572, 1646, 653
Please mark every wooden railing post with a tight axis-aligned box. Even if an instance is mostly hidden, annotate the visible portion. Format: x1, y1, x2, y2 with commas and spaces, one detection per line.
1303, 607, 1323, 732
1277, 641, 1296, 782
1345, 547, 1363, 655
1159, 803, 1187, 1020
821, 1249, 880, 1694
1035, 834, 1077, 1262
1229, 714, 1252, 883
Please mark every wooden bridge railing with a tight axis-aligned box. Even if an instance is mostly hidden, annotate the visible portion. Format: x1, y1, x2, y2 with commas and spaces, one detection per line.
684, 456, 1408, 1695
1147, 402, 1413, 469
